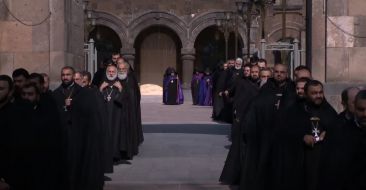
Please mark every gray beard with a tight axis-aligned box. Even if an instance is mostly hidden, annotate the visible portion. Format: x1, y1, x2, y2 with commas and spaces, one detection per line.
106, 74, 117, 81
118, 73, 127, 80
235, 66, 242, 70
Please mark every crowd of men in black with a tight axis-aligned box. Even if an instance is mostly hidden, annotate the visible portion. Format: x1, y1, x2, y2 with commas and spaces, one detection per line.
0, 53, 143, 190
216, 58, 366, 190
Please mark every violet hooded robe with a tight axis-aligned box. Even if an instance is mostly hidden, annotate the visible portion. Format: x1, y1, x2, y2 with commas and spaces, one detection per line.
163, 74, 184, 105
198, 74, 213, 106
191, 72, 203, 105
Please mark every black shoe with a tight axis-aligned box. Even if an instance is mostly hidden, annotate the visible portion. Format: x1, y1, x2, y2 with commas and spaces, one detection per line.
104, 176, 112, 181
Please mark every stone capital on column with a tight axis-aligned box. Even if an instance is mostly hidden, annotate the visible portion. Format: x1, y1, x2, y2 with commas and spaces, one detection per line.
120, 47, 136, 69
181, 48, 195, 56
181, 54, 195, 61
120, 47, 135, 55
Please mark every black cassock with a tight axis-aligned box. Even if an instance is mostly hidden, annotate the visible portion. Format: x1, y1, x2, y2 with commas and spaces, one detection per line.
228, 68, 244, 88
219, 77, 259, 185
191, 74, 201, 105
240, 78, 297, 190
28, 93, 63, 190
279, 100, 337, 190
115, 75, 143, 159
212, 69, 231, 122
318, 118, 366, 190
100, 85, 123, 172
53, 84, 104, 190
0, 100, 35, 190
125, 73, 143, 146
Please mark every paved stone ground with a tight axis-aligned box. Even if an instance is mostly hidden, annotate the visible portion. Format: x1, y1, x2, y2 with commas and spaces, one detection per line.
104, 90, 235, 190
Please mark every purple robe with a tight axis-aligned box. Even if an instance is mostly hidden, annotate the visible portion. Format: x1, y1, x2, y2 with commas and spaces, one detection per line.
198, 75, 213, 106
163, 75, 184, 105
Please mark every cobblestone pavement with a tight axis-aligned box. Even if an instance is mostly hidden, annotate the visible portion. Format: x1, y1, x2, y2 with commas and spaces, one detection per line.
104, 90, 234, 190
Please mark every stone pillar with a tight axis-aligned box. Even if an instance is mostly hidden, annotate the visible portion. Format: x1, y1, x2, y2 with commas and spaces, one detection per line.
49, 0, 85, 89
181, 48, 195, 89
311, 0, 326, 82
293, 39, 300, 69
260, 39, 266, 59
120, 47, 136, 69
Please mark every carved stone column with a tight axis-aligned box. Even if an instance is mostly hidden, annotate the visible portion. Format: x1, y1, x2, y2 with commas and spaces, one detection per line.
120, 47, 136, 69
181, 48, 196, 89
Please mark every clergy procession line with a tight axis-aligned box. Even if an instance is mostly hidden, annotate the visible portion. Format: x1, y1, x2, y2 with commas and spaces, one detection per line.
1, 54, 366, 190
212, 58, 366, 190
0, 53, 143, 190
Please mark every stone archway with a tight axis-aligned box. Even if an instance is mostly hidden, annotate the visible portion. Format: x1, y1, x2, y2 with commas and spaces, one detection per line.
90, 11, 129, 47
134, 26, 183, 89
128, 11, 187, 47
189, 11, 246, 73
267, 22, 303, 43
88, 25, 122, 67
189, 11, 248, 51
127, 11, 187, 91
266, 21, 304, 66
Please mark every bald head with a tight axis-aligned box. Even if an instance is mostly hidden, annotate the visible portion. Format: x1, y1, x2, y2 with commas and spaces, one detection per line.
294, 66, 311, 81
342, 87, 360, 114
273, 64, 288, 84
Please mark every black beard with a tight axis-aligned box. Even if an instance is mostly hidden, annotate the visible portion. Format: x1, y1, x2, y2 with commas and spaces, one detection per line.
251, 77, 259, 82
306, 99, 323, 109
62, 81, 74, 88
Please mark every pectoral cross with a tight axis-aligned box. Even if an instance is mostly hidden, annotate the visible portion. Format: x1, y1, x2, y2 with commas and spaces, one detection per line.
64, 98, 72, 112
275, 100, 281, 110
107, 95, 111, 102
275, 93, 283, 110
310, 117, 321, 142
312, 127, 320, 142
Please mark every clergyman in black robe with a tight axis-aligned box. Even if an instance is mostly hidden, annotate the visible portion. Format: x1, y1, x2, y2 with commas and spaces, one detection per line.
227, 58, 244, 88
240, 64, 297, 190
191, 69, 202, 105
317, 90, 366, 190
21, 82, 63, 190
279, 80, 337, 190
98, 64, 124, 172
52, 66, 104, 190
116, 61, 143, 159
0, 75, 36, 190
338, 87, 360, 123
219, 76, 259, 185
212, 63, 231, 122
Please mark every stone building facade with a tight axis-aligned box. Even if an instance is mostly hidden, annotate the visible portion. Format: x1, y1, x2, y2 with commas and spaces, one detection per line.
0, 0, 84, 86
85, 0, 307, 87
311, 0, 366, 110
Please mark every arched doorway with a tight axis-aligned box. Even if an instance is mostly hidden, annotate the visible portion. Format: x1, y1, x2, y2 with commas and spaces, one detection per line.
134, 26, 182, 86
194, 26, 243, 72
272, 37, 296, 65
88, 25, 122, 66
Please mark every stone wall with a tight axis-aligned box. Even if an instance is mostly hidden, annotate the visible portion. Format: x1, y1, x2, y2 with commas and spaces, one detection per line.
0, 0, 85, 88
89, 0, 234, 22
312, 0, 366, 112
